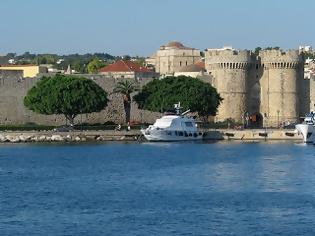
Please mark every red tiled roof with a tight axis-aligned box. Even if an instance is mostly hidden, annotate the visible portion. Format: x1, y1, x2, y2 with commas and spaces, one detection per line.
99, 60, 152, 73
166, 41, 185, 48
195, 60, 205, 70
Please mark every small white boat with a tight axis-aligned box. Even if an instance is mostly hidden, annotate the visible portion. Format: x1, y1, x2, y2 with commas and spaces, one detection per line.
141, 103, 203, 141
295, 111, 315, 143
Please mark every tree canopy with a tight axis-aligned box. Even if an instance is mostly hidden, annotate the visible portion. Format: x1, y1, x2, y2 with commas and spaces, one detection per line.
24, 74, 109, 125
87, 58, 107, 73
113, 80, 139, 123
133, 76, 222, 117
113, 80, 138, 101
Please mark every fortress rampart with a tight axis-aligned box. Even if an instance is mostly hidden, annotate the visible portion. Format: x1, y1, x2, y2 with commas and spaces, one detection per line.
0, 72, 160, 126
259, 50, 304, 126
205, 50, 253, 122
0, 47, 309, 128
205, 48, 306, 127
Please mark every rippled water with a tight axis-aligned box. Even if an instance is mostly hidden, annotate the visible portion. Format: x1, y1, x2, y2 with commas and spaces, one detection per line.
0, 141, 315, 235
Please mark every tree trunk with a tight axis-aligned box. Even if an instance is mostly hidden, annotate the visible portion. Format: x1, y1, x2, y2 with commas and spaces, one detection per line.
124, 100, 131, 124
65, 114, 76, 127
202, 115, 208, 129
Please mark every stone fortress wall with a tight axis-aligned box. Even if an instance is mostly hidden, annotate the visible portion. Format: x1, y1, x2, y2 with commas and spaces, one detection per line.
205, 48, 307, 127
258, 50, 305, 126
0, 42, 311, 128
0, 72, 161, 126
205, 49, 253, 123
149, 42, 310, 127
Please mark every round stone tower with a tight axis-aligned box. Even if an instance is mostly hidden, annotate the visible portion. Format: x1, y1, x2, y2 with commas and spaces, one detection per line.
259, 49, 304, 127
205, 49, 252, 123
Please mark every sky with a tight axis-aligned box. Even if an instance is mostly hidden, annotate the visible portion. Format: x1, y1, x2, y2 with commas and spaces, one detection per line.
0, 0, 314, 56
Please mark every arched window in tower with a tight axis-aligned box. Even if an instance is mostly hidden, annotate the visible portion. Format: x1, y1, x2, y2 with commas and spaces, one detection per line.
180, 61, 182, 66
186, 61, 188, 66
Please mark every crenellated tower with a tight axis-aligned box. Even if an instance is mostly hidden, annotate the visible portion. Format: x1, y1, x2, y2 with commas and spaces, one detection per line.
259, 49, 304, 127
205, 48, 253, 123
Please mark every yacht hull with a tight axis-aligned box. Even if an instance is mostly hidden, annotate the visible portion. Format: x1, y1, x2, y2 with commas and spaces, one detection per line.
141, 129, 203, 142
295, 124, 315, 143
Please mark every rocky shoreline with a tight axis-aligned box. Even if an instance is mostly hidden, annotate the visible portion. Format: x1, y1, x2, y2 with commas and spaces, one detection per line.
0, 130, 141, 143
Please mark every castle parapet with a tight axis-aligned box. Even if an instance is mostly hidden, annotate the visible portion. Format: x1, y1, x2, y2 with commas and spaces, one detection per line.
205, 49, 253, 70
259, 49, 304, 69
258, 49, 304, 126
205, 49, 253, 122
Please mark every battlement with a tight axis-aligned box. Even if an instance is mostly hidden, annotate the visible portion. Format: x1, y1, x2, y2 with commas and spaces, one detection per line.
259, 49, 303, 63
205, 48, 304, 70
205, 49, 253, 68
205, 49, 253, 70
257, 49, 304, 69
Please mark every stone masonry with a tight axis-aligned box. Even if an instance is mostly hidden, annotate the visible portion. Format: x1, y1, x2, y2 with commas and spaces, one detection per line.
0, 72, 161, 125
205, 48, 306, 127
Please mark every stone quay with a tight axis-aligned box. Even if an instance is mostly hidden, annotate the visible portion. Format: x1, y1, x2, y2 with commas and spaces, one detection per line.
0, 129, 302, 143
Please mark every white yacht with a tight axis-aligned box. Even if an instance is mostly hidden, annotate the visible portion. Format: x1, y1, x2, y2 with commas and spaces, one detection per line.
295, 111, 315, 143
141, 103, 203, 141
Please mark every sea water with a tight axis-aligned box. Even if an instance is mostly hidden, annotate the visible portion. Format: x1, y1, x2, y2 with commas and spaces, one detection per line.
0, 142, 315, 236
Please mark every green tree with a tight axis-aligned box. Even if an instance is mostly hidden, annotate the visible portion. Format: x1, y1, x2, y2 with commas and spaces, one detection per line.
133, 76, 222, 119
113, 80, 138, 124
24, 74, 109, 126
6, 53, 16, 58
265, 46, 280, 50
254, 47, 262, 54
72, 60, 84, 73
87, 58, 106, 73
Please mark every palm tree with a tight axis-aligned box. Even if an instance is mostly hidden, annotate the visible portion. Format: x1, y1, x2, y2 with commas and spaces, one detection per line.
113, 80, 138, 124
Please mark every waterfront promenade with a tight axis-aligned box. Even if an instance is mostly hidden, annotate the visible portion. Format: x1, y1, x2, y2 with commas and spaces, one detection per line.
0, 128, 302, 143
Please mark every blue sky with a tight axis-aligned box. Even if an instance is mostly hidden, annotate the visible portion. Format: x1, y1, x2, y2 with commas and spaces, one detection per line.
0, 0, 314, 56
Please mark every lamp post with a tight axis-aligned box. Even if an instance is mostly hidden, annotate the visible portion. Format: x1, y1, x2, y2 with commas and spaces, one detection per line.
264, 113, 268, 141
264, 113, 268, 129
80, 112, 83, 132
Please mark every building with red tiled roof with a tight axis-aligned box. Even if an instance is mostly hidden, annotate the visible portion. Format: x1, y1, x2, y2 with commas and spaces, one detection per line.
174, 60, 206, 78
99, 60, 158, 81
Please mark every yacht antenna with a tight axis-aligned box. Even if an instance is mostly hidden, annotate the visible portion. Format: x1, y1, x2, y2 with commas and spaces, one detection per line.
181, 109, 191, 116
174, 102, 182, 115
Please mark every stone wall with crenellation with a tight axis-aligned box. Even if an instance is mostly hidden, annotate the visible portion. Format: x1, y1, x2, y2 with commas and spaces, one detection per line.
205, 48, 306, 127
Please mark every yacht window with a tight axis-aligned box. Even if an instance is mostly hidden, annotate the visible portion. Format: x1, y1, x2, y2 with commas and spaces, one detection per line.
185, 122, 193, 127
175, 131, 178, 136
178, 131, 184, 136
167, 131, 172, 135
